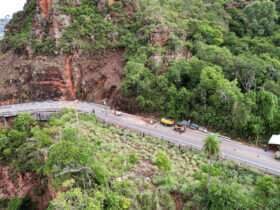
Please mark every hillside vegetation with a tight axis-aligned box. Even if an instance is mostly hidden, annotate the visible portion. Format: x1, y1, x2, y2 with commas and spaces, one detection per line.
0, 111, 279, 209
1, 0, 280, 143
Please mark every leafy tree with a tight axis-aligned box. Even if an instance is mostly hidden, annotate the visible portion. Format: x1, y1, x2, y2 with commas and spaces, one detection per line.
166, 58, 207, 89
244, 1, 278, 36
193, 21, 224, 45
248, 115, 265, 143
174, 87, 192, 119
232, 54, 267, 91
257, 90, 278, 124
203, 135, 220, 160
193, 66, 242, 130
227, 7, 247, 36
122, 61, 154, 98
196, 43, 234, 74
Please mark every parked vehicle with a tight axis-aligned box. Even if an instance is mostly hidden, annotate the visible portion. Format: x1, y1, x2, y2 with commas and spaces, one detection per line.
160, 117, 175, 126
268, 135, 280, 160
113, 110, 122, 116
177, 120, 191, 127
275, 151, 280, 160
199, 127, 208, 133
190, 123, 199, 130
173, 120, 190, 133
174, 124, 186, 133
115, 111, 122, 116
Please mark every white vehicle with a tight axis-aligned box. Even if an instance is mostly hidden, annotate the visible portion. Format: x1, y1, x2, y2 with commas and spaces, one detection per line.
199, 127, 208, 133
275, 151, 280, 160
268, 135, 280, 160
113, 110, 122, 116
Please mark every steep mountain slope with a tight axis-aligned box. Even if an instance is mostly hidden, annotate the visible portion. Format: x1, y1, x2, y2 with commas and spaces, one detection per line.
0, 0, 280, 142
0, 0, 125, 105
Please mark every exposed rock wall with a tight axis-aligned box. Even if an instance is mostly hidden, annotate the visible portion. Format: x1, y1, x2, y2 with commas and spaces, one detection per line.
0, 166, 55, 210
33, 0, 72, 42
0, 50, 124, 105
0, 0, 126, 106
0, 0, 189, 107
39, 0, 52, 17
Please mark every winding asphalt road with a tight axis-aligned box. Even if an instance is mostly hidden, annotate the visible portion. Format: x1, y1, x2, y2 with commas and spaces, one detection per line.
0, 100, 279, 176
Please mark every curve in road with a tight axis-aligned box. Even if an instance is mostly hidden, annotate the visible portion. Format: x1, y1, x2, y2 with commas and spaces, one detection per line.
0, 100, 279, 176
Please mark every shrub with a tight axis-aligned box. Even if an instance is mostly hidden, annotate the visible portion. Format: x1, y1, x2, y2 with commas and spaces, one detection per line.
13, 113, 37, 133
153, 151, 171, 172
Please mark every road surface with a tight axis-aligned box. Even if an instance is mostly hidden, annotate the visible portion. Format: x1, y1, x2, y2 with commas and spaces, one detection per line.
0, 100, 279, 176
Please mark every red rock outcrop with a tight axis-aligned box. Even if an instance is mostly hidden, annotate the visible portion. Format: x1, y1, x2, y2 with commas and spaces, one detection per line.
0, 50, 124, 105
33, 0, 72, 43
0, 0, 126, 106
73, 50, 124, 104
0, 166, 55, 210
39, 0, 52, 18
64, 55, 77, 100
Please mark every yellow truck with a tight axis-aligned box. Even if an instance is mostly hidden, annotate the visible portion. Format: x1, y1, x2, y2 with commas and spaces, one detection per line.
160, 118, 175, 126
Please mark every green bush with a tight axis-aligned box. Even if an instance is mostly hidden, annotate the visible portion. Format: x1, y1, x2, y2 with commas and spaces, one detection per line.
153, 151, 171, 172
13, 113, 37, 132
7, 198, 23, 210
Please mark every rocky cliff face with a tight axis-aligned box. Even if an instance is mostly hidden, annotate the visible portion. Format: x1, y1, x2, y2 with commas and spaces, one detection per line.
0, 166, 55, 210
34, 0, 73, 42
0, 49, 124, 105
0, 0, 125, 106
0, 0, 190, 107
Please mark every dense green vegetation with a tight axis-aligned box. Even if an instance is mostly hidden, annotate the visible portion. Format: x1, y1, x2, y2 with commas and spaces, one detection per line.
120, 0, 280, 143
1, 0, 280, 143
0, 111, 280, 209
